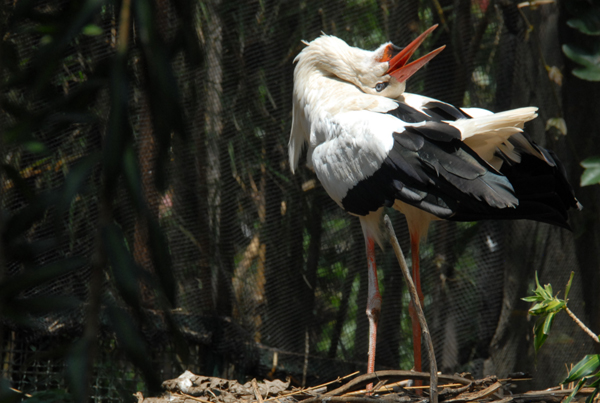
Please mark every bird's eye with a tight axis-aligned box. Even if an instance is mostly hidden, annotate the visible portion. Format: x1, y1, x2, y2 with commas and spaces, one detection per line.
375, 82, 389, 92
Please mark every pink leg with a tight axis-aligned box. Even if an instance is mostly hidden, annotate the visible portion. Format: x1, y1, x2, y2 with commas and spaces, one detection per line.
366, 237, 382, 376
408, 232, 424, 374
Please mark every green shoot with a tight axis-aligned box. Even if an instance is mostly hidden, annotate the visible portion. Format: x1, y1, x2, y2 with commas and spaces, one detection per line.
523, 272, 600, 403
522, 272, 573, 352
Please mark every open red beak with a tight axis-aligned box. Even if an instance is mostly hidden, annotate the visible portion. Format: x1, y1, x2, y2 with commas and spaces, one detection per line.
386, 25, 445, 83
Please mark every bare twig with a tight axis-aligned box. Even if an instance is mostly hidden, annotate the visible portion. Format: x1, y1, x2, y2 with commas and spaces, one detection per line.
565, 307, 600, 343
253, 379, 264, 403
325, 371, 471, 397
384, 215, 438, 403
174, 392, 213, 403
9, 387, 32, 398
263, 371, 359, 401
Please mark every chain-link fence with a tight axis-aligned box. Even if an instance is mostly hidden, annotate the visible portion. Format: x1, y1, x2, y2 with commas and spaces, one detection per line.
1, 0, 597, 401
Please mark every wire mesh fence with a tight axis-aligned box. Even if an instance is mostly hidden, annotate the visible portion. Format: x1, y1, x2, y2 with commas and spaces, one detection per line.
1, 0, 597, 401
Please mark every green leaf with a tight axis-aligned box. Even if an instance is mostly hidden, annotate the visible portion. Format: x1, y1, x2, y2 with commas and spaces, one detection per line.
585, 380, 600, 403
522, 295, 542, 302
565, 272, 575, 300
563, 355, 600, 383
568, 18, 600, 36
529, 299, 565, 316
563, 44, 600, 81
564, 378, 587, 403
535, 272, 550, 298
544, 283, 553, 298
122, 145, 144, 212
581, 157, 600, 186
581, 157, 600, 169
589, 377, 600, 388
534, 316, 549, 352
542, 312, 556, 335
529, 301, 550, 315
586, 386, 600, 403
546, 299, 566, 313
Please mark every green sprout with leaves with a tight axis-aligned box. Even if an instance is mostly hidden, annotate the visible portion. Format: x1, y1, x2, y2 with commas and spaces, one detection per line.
523, 272, 600, 403
522, 271, 574, 352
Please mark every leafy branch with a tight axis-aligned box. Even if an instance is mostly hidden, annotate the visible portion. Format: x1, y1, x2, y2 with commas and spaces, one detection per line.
523, 272, 600, 403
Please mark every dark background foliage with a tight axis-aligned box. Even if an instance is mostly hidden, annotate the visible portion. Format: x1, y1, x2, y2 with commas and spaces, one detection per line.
1, 0, 599, 402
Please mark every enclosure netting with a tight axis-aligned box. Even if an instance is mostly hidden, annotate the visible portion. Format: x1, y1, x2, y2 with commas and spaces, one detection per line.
0, 0, 594, 401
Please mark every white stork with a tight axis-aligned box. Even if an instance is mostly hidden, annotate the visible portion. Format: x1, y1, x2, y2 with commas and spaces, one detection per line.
289, 25, 581, 374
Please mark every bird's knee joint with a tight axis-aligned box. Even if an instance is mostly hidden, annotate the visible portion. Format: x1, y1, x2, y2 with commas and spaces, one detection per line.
366, 294, 382, 323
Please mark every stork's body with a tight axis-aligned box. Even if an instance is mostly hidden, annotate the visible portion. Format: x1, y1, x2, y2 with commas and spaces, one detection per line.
289, 28, 581, 374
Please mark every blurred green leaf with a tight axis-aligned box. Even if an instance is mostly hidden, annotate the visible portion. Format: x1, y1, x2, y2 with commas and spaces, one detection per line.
568, 18, 600, 36
562, 44, 600, 81
103, 52, 131, 189
82, 24, 103, 36
133, 0, 186, 191
107, 304, 162, 394
66, 337, 92, 403
29, 0, 105, 93
581, 156, 600, 186
0, 257, 86, 300
564, 355, 600, 383
102, 224, 142, 308
565, 0, 600, 36
122, 145, 144, 212
22, 140, 49, 154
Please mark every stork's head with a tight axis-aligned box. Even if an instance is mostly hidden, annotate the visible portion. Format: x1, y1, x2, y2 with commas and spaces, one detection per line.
295, 25, 445, 99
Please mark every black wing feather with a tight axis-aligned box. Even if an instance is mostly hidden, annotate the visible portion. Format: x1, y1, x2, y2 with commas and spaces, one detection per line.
341, 104, 580, 229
